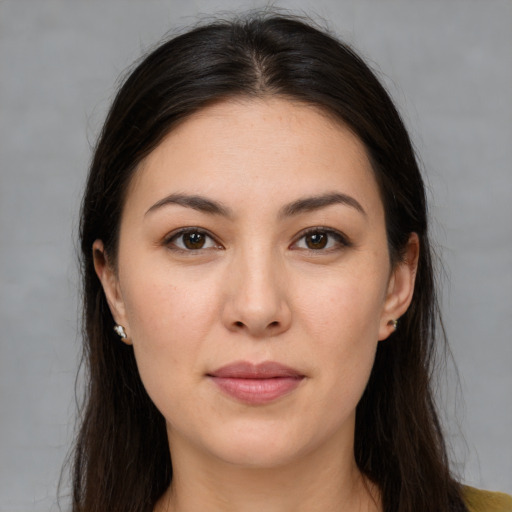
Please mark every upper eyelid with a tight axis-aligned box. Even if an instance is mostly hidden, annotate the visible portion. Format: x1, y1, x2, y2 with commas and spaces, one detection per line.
162, 226, 350, 249
164, 227, 221, 247
165, 226, 215, 239
292, 227, 350, 244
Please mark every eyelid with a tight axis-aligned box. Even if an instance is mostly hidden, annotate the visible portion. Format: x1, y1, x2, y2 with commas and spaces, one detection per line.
163, 227, 223, 252
290, 227, 352, 251
162, 226, 350, 253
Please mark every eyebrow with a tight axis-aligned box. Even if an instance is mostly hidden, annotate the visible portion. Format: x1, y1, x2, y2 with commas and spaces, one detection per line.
145, 193, 233, 218
145, 191, 366, 218
279, 192, 366, 218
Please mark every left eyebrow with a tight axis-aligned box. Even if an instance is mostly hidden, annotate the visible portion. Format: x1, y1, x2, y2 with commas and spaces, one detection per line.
279, 192, 367, 218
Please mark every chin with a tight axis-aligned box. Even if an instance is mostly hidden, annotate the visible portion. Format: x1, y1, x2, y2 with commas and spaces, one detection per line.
213, 440, 306, 469
195, 419, 323, 470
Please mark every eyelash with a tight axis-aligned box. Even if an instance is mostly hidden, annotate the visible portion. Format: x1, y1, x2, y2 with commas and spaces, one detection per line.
163, 227, 351, 253
291, 227, 351, 252
164, 228, 221, 253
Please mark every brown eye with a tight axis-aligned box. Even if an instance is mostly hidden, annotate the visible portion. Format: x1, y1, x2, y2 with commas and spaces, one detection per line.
167, 229, 219, 251
293, 228, 350, 252
183, 232, 206, 249
305, 232, 328, 249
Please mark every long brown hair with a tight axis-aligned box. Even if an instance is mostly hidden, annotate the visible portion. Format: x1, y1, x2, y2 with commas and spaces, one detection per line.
72, 12, 467, 512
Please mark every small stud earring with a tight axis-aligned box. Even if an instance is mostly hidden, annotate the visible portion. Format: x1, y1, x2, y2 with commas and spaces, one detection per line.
388, 319, 398, 330
114, 324, 127, 339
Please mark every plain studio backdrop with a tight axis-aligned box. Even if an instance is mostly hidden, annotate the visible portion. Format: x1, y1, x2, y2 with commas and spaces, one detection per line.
0, 1, 510, 510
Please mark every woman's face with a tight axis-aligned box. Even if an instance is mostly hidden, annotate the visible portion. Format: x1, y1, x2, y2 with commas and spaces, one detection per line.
95, 98, 417, 470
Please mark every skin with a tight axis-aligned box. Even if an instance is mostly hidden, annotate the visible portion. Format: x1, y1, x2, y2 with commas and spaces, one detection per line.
94, 98, 419, 512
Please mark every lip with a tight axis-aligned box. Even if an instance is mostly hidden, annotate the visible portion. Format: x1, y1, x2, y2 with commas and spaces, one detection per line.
207, 361, 305, 405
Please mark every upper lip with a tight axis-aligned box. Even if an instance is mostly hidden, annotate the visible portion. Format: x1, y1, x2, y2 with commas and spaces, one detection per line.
208, 361, 304, 379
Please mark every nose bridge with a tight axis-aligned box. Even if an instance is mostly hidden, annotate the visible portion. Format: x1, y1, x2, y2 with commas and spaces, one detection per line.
240, 243, 279, 305
224, 240, 291, 336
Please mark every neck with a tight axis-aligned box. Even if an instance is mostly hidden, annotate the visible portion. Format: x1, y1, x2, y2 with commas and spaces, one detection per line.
155, 431, 381, 512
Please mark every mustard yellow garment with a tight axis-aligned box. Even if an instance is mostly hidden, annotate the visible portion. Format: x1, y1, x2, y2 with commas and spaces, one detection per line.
463, 486, 512, 512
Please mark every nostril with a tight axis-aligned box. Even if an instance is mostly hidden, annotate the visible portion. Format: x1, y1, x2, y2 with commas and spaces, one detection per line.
269, 321, 280, 328
234, 321, 244, 328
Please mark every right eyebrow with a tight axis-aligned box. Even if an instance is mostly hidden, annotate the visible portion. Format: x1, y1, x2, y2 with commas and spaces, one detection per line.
144, 193, 234, 218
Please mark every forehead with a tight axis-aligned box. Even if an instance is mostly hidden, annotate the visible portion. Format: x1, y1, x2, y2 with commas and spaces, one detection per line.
126, 98, 383, 218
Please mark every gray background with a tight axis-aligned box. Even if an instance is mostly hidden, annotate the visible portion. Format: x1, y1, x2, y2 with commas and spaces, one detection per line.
0, 0, 511, 510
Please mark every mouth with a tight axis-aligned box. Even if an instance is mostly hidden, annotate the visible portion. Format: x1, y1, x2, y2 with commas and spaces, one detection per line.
207, 361, 305, 405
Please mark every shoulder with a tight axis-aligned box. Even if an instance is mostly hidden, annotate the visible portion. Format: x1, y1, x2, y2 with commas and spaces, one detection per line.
463, 486, 512, 512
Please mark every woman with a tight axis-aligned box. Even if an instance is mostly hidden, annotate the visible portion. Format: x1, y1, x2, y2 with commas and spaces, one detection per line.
72, 12, 512, 512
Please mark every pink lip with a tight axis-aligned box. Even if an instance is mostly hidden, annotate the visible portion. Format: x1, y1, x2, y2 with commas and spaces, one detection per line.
207, 361, 305, 405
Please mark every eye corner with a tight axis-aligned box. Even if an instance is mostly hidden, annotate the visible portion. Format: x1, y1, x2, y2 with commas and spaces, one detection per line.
164, 227, 224, 253
290, 227, 352, 253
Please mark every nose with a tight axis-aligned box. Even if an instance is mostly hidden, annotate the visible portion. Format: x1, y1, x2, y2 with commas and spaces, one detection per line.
221, 247, 292, 338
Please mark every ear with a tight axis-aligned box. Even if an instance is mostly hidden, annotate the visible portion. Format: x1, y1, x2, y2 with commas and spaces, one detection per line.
92, 240, 131, 344
378, 233, 419, 341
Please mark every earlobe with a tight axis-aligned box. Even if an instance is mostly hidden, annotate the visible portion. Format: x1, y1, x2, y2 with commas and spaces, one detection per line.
378, 233, 419, 341
92, 240, 129, 339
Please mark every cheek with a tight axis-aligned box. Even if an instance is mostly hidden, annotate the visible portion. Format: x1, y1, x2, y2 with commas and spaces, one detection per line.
297, 270, 387, 347
119, 266, 222, 403
294, 269, 386, 396
122, 263, 221, 343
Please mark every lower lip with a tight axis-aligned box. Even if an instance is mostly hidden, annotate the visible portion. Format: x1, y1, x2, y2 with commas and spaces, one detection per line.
210, 376, 303, 404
